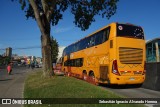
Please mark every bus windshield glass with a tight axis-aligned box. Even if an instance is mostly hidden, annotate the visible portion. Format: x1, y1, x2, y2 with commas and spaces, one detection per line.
117, 24, 144, 39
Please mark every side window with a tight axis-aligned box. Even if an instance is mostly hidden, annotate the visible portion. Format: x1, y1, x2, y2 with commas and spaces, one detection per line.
75, 59, 79, 67
79, 41, 83, 50
67, 60, 70, 66
76, 42, 80, 51
95, 31, 103, 45
88, 36, 92, 48
80, 58, 83, 67
64, 58, 83, 67
83, 37, 90, 49
75, 43, 79, 52
70, 45, 74, 53
80, 39, 86, 50
89, 36, 95, 47
75, 58, 83, 67
95, 26, 110, 46
73, 44, 77, 52
103, 26, 110, 43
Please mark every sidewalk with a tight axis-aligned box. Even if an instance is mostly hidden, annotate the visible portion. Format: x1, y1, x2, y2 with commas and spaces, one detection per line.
0, 67, 30, 107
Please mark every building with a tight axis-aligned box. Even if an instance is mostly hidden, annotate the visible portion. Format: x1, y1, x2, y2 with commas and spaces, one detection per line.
146, 38, 160, 62
58, 46, 65, 58
56, 46, 65, 63
6, 47, 12, 58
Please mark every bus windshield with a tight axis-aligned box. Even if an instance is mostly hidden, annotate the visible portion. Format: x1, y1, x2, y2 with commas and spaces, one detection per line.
117, 24, 144, 39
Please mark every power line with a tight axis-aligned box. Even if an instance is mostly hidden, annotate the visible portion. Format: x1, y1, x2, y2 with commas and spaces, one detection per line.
0, 46, 41, 50
13, 46, 41, 50
0, 38, 77, 42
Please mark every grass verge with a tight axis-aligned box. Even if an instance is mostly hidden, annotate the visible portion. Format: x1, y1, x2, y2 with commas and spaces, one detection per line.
24, 69, 146, 107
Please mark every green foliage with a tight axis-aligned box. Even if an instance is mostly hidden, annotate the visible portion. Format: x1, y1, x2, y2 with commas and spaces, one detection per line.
14, 0, 119, 31
51, 36, 59, 63
70, 0, 118, 30
0, 56, 11, 65
0, 56, 3, 65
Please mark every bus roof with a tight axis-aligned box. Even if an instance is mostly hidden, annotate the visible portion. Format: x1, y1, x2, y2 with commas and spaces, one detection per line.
64, 22, 142, 49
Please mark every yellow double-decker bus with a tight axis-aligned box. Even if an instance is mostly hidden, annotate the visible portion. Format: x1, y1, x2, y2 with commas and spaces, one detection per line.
61, 22, 146, 85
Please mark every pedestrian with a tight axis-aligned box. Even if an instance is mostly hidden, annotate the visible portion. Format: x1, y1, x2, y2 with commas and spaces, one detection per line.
7, 63, 12, 75
28, 60, 31, 68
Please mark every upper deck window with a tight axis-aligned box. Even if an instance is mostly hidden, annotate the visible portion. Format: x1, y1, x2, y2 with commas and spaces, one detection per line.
62, 26, 111, 56
117, 24, 144, 39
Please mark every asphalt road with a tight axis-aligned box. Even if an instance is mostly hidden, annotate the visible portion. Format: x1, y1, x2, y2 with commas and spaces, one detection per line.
102, 85, 160, 98
0, 66, 30, 107
102, 85, 160, 107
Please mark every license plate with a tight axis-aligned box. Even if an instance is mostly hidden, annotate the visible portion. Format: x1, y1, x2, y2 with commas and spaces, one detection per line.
129, 77, 135, 80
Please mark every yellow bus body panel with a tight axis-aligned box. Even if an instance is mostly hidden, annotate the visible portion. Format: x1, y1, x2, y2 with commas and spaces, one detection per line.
62, 22, 146, 85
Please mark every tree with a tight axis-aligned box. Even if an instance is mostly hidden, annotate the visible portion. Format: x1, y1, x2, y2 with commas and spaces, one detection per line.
51, 36, 59, 63
14, 0, 119, 77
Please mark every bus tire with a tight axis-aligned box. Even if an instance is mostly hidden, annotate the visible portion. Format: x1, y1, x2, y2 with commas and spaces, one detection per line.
136, 83, 143, 87
89, 71, 95, 78
89, 71, 99, 85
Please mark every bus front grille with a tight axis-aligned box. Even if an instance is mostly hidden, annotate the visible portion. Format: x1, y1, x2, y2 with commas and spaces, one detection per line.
119, 47, 143, 64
